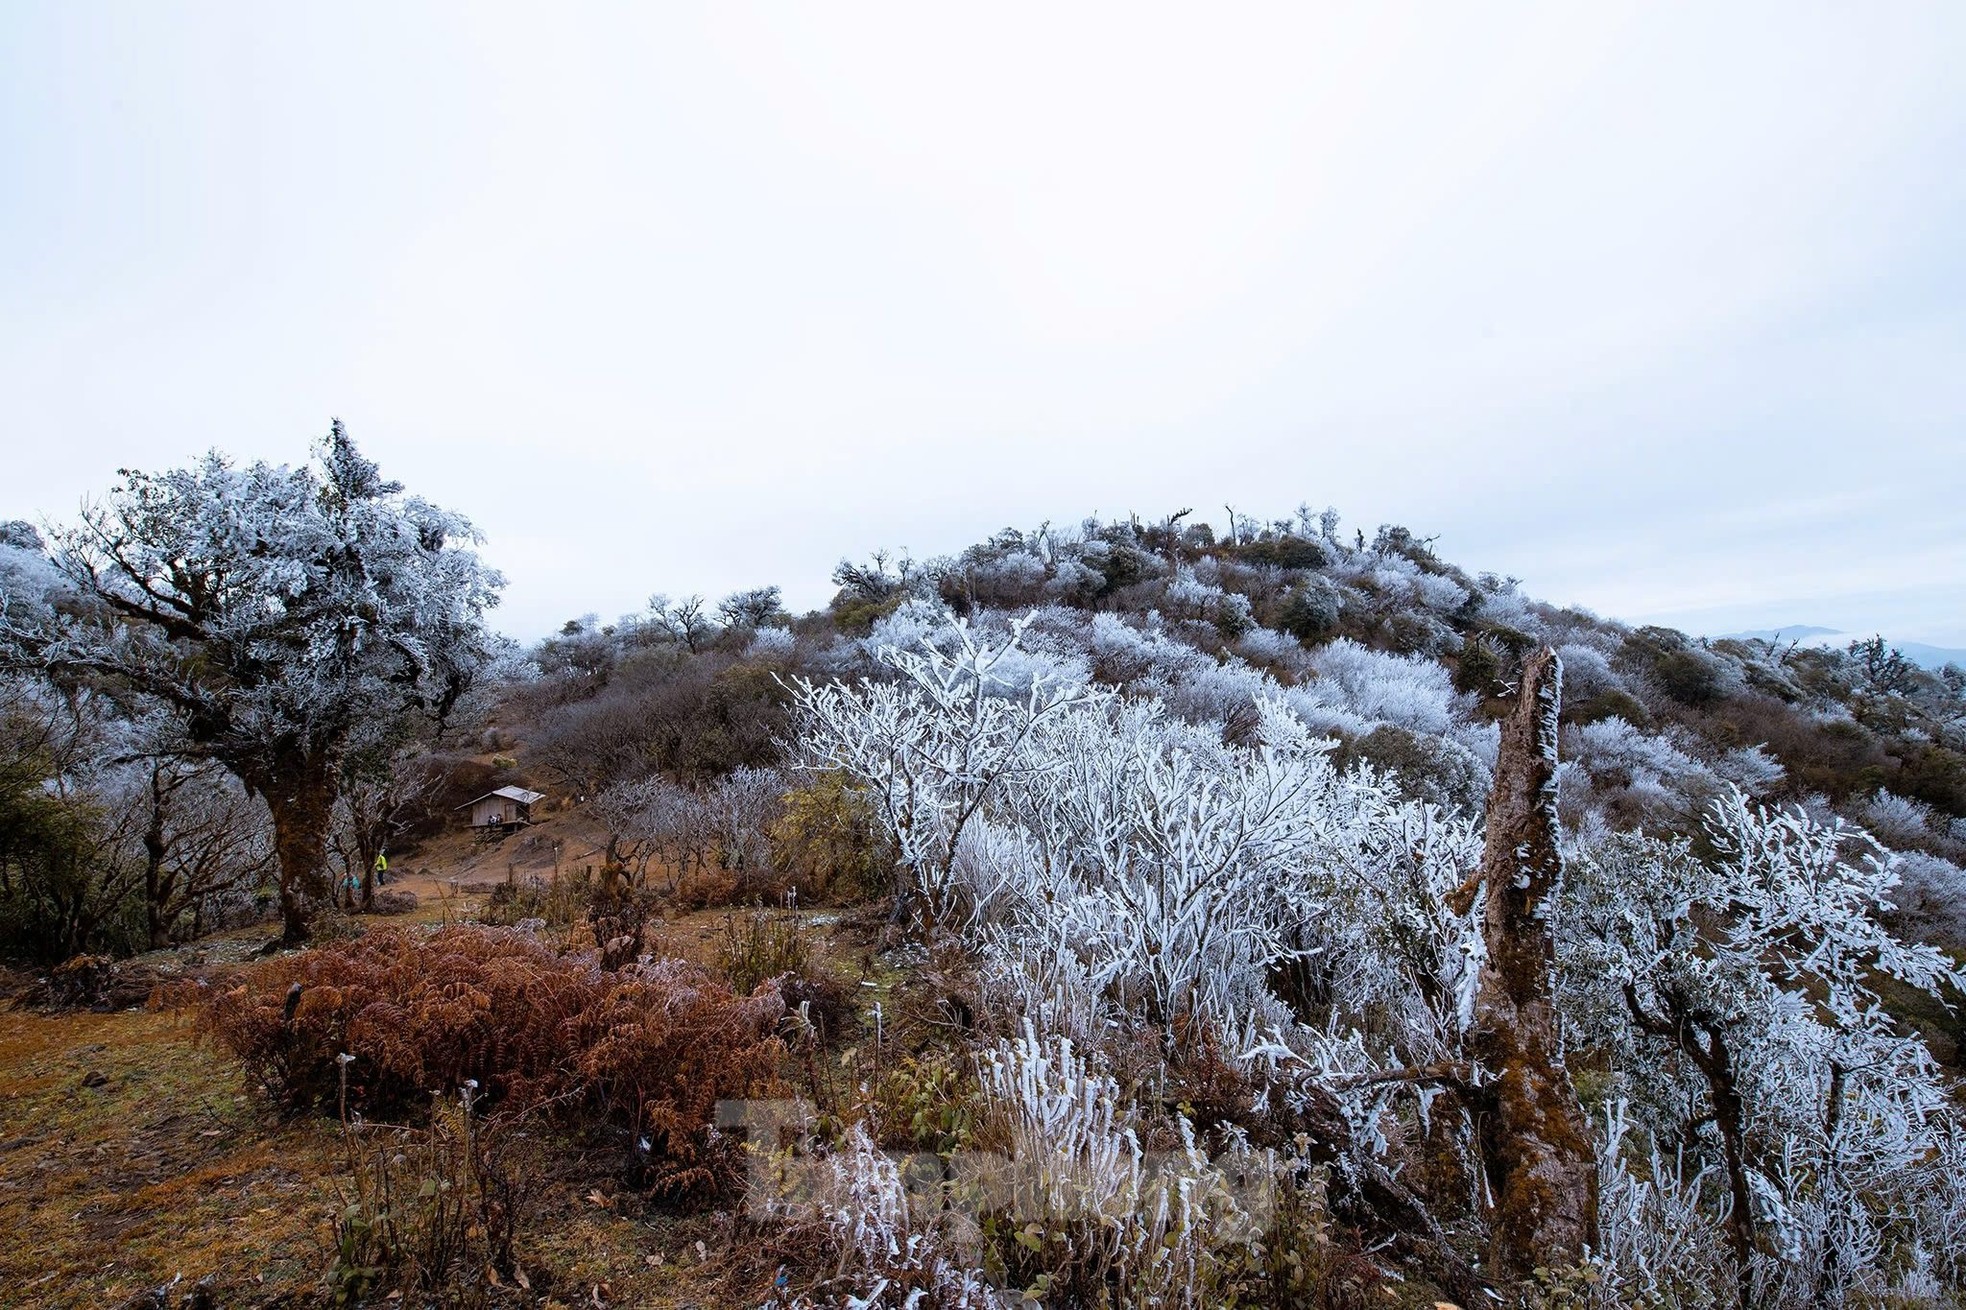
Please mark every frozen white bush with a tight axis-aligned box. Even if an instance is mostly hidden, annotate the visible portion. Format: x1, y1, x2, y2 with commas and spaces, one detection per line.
746, 625, 798, 660
1594, 1100, 1734, 1309
794, 616, 1091, 928
971, 548, 1047, 593
1083, 611, 1155, 683
860, 598, 958, 665
1711, 743, 1787, 797
1299, 638, 1462, 736
1041, 556, 1101, 601
1561, 793, 1966, 1304
590, 775, 710, 881
973, 1024, 1273, 1307
1554, 641, 1623, 700
1566, 716, 1722, 815
992, 697, 1342, 1027
1363, 563, 1417, 608
1450, 718, 1500, 773
1888, 851, 1966, 944
796, 611, 1966, 1303
1472, 580, 1535, 630
976, 929, 1113, 1052
1410, 572, 1469, 614
766, 1120, 1002, 1309
806, 617, 1500, 1049
1233, 624, 1308, 673
704, 765, 785, 873
1267, 779, 1486, 1063
1160, 567, 1239, 630
1148, 655, 1270, 734
1860, 789, 1936, 848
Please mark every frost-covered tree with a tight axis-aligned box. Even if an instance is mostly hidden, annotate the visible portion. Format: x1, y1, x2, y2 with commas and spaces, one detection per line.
645, 593, 717, 652
1563, 792, 1966, 1303
793, 616, 1090, 929
718, 585, 788, 631
0, 424, 503, 942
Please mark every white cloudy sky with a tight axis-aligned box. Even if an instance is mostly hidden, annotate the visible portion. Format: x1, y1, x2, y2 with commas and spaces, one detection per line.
3, 4, 1962, 644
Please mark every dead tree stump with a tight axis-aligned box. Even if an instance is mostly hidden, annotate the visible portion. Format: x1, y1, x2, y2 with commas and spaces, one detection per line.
1470, 646, 1598, 1282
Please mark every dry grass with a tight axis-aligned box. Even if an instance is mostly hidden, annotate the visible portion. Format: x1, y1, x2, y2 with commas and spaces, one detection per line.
0, 999, 812, 1308
0, 1006, 337, 1306
0, 892, 890, 1308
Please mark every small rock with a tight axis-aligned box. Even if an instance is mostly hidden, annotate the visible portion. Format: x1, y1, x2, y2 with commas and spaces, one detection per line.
80, 1070, 110, 1089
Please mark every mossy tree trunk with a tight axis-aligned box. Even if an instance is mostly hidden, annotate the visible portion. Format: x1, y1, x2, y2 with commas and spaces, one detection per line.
264, 755, 336, 946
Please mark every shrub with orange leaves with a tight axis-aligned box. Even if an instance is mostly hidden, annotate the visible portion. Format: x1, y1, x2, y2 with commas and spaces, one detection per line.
198, 925, 786, 1198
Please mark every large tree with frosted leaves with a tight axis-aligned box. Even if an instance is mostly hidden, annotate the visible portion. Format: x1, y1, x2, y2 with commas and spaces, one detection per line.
0, 423, 504, 943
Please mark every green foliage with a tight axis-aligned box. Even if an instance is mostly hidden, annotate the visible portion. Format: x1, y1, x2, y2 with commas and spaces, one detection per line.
1454, 635, 1505, 698
1337, 724, 1487, 811
1653, 649, 1725, 706
829, 593, 904, 635
865, 1050, 979, 1155
481, 867, 591, 928
1223, 536, 1329, 570
0, 700, 150, 963
769, 773, 895, 902
1277, 577, 1342, 643
1567, 689, 1651, 728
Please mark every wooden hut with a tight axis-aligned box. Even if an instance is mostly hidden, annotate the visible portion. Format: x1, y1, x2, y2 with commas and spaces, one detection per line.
457, 785, 545, 832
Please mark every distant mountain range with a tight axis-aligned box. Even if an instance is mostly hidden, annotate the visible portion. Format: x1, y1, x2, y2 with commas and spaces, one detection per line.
1718, 626, 1966, 671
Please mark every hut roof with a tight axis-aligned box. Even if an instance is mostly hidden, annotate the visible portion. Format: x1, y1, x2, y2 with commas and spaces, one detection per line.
455, 786, 545, 810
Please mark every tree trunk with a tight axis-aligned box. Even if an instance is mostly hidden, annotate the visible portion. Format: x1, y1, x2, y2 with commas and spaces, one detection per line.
265, 756, 336, 946
144, 765, 173, 950
1469, 647, 1598, 1283
1623, 990, 1757, 1301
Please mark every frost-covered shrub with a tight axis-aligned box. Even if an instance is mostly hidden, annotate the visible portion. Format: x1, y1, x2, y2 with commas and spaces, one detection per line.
860, 598, 957, 665
1382, 610, 1460, 657
1150, 656, 1270, 739
1860, 789, 1936, 849
1078, 614, 1143, 684
1296, 638, 1462, 736
1233, 625, 1309, 677
1565, 717, 1720, 819
1361, 562, 1418, 609
746, 625, 798, 660
794, 617, 1095, 927
1888, 851, 1966, 945
1471, 577, 1535, 631
972, 1025, 1275, 1307
1561, 798, 1966, 1306
1158, 567, 1253, 639
1711, 743, 1787, 797
763, 1120, 1000, 1309
1042, 556, 1103, 605
1553, 642, 1624, 700
977, 932, 1113, 1053
1410, 572, 1468, 614
1594, 1102, 1734, 1309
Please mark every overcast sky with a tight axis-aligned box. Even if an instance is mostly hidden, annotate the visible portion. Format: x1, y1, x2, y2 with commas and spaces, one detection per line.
3, 4, 1962, 644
